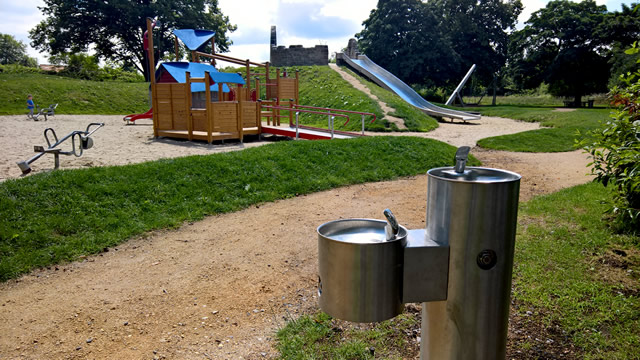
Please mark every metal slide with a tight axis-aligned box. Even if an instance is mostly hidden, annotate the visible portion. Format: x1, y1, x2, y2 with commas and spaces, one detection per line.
339, 54, 480, 121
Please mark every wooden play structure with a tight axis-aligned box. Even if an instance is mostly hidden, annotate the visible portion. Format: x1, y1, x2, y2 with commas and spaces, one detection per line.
141, 18, 376, 142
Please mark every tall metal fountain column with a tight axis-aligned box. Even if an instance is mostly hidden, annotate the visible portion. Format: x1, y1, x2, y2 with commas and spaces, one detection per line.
421, 156, 521, 359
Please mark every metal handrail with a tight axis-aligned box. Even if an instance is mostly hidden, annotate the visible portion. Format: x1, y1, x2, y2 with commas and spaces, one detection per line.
294, 105, 377, 123
261, 105, 350, 139
293, 105, 376, 135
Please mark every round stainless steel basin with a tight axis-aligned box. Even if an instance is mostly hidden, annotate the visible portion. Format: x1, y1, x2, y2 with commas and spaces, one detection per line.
317, 219, 407, 323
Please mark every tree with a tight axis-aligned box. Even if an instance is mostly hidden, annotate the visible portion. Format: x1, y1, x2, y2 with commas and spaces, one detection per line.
428, 0, 522, 85
356, 0, 456, 86
597, 3, 640, 87
0, 33, 37, 66
356, 0, 522, 89
508, 0, 609, 103
29, 0, 237, 80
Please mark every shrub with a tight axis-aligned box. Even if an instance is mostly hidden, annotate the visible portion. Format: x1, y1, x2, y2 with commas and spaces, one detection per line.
98, 64, 144, 82
582, 43, 640, 233
0, 64, 42, 74
61, 53, 100, 80
413, 84, 447, 103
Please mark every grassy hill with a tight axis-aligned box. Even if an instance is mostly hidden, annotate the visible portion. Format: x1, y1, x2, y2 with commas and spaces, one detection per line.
0, 73, 150, 115
0, 67, 393, 130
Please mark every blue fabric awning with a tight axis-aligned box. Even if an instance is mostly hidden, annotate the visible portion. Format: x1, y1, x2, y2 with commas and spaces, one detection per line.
156, 62, 245, 93
173, 29, 215, 51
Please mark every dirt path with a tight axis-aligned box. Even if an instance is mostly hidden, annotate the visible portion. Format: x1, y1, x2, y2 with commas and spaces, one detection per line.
0, 115, 593, 359
329, 63, 407, 129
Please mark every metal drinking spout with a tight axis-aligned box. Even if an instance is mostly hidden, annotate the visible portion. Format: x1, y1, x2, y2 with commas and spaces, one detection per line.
383, 208, 399, 241
454, 146, 471, 173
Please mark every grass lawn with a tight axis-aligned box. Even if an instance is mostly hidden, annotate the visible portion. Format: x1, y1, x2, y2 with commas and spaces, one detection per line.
0, 136, 476, 281
469, 106, 612, 152
514, 182, 639, 359
0, 73, 150, 115
275, 182, 640, 359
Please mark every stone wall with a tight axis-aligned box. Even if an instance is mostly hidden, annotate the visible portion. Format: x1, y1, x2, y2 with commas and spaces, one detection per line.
270, 45, 328, 67
269, 25, 328, 67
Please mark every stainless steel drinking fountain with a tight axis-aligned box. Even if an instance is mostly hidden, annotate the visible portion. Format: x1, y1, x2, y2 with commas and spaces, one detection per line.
317, 146, 521, 359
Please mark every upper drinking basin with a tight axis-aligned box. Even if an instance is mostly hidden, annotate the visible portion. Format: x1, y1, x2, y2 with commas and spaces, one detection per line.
428, 167, 521, 183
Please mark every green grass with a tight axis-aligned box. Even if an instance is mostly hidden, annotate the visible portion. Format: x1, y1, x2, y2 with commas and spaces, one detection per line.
275, 182, 640, 359
340, 67, 439, 132
276, 312, 418, 359
0, 137, 478, 281
469, 93, 609, 107
296, 66, 391, 132
514, 182, 639, 359
470, 106, 611, 152
0, 73, 149, 115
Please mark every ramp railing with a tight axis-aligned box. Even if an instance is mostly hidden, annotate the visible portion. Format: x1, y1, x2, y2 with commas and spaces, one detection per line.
260, 104, 353, 139
293, 105, 376, 135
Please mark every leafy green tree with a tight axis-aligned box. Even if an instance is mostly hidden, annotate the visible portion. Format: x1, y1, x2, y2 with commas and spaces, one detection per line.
429, 0, 522, 85
597, 3, 640, 87
29, 0, 237, 80
356, 0, 521, 89
508, 0, 609, 103
356, 0, 456, 86
0, 33, 37, 67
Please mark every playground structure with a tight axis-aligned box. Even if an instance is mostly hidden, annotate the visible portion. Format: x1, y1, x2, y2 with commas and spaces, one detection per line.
336, 53, 480, 122
446, 64, 477, 106
16, 122, 105, 175
30, 103, 58, 121
123, 108, 152, 124
139, 19, 374, 142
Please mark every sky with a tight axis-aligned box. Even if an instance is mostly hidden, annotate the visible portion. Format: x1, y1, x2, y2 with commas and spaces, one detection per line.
0, 0, 631, 65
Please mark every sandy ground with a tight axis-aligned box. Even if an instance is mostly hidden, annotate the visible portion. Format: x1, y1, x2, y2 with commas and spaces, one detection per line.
0, 115, 268, 182
0, 113, 593, 359
1, 113, 540, 181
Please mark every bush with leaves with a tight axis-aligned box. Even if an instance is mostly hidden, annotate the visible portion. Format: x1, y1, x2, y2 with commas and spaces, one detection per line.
582, 43, 640, 233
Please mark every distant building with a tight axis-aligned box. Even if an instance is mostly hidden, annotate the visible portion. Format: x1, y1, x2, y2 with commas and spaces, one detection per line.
39, 64, 66, 72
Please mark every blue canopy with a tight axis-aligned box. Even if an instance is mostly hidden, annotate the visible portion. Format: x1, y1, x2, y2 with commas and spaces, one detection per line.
173, 29, 215, 51
156, 62, 245, 93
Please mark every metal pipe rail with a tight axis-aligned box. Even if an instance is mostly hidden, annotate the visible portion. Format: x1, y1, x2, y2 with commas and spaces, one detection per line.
261, 105, 351, 139
194, 51, 267, 67
17, 122, 105, 175
293, 105, 377, 135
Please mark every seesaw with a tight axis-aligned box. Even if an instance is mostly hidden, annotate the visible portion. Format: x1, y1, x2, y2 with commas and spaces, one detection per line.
17, 123, 105, 175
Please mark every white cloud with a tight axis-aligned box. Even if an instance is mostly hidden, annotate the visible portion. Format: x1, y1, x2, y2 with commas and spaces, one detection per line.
218, 0, 376, 61
0, 0, 47, 61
